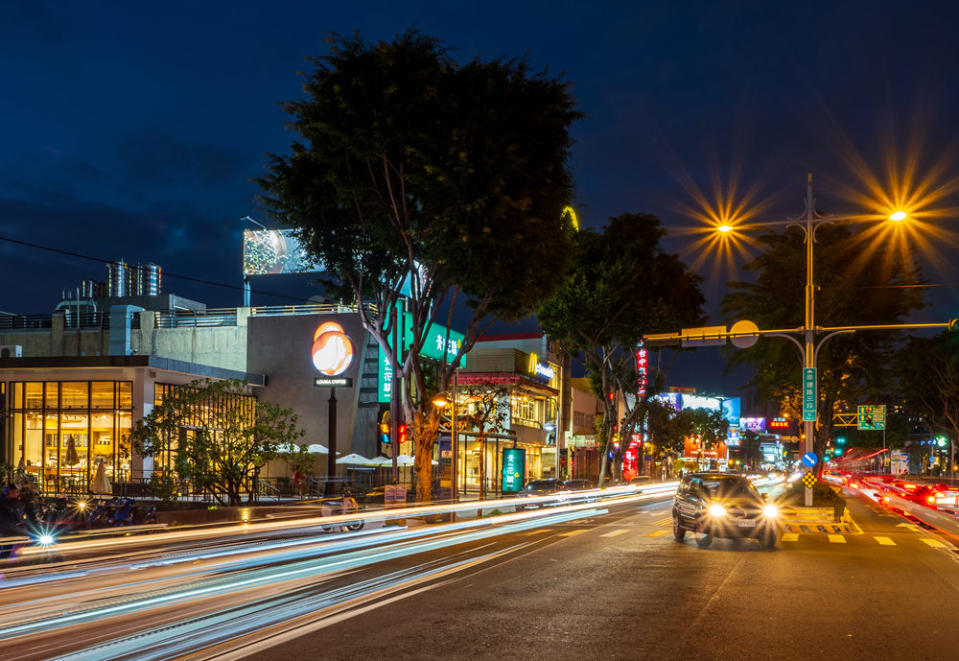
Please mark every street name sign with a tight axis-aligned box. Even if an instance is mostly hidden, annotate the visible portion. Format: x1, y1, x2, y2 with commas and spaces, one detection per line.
802, 368, 817, 422
857, 404, 886, 430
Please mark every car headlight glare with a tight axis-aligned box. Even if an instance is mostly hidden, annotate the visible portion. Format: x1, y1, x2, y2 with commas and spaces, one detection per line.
763, 504, 779, 518
708, 504, 727, 518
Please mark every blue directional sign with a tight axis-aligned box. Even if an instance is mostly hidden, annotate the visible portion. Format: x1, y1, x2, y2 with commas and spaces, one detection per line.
802, 368, 817, 422
802, 452, 818, 467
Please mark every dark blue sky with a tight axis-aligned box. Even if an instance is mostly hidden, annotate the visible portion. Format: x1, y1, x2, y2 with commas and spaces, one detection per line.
3, 1, 959, 395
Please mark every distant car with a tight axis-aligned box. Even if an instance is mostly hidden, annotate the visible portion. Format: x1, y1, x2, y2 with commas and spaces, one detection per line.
515, 479, 566, 509
563, 479, 594, 490
672, 472, 780, 548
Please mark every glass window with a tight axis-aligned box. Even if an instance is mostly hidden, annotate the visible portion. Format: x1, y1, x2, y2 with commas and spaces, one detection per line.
44, 382, 59, 409
116, 411, 132, 480
13, 382, 23, 409
91, 382, 115, 409
61, 382, 89, 409
118, 382, 132, 409
25, 382, 42, 409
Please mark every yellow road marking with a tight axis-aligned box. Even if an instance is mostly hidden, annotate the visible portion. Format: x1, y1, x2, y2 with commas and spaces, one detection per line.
874, 536, 895, 546
781, 533, 799, 542
521, 529, 549, 536
559, 529, 588, 537
827, 534, 846, 544
601, 529, 629, 538
654, 517, 672, 526
646, 529, 669, 537
921, 537, 948, 549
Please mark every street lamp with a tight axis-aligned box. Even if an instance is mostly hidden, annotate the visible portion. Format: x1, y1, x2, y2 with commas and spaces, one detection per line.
889, 210, 908, 222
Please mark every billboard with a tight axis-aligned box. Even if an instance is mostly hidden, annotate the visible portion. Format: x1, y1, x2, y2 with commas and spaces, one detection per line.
502, 448, 526, 492
242, 229, 321, 275
740, 417, 766, 432
655, 393, 741, 425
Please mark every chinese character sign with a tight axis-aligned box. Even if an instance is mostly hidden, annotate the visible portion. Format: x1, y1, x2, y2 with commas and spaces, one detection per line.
501, 448, 526, 492
636, 343, 648, 397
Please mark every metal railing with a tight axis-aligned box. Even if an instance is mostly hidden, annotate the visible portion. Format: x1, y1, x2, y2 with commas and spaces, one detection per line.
250, 303, 371, 317
155, 308, 238, 328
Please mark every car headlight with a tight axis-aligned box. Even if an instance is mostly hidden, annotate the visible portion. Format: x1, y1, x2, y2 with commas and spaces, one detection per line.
708, 504, 727, 517
763, 504, 779, 518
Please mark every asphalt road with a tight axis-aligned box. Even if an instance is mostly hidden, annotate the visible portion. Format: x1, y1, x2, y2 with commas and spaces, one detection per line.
2, 481, 958, 660
263, 489, 959, 661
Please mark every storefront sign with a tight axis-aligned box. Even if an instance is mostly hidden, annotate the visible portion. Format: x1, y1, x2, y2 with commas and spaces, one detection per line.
311, 322, 354, 376
378, 303, 465, 402
501, 448, 526, 492
740, 417, 766, 432
314, 377, 352, 387
636, 343, 648, 397
769, 417, 789, 431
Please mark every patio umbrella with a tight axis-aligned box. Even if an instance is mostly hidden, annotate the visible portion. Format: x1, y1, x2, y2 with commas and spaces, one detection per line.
396, 454, 415, 467
305, 444, 330, 454
369, 456, 393, 466
335, 453, 375, 466
65, 435, 80, 466
92, 458, 111, 494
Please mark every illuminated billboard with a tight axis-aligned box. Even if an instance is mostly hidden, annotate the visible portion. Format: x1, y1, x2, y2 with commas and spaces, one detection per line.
312, 322, 354, 376
242, 229, 322, 276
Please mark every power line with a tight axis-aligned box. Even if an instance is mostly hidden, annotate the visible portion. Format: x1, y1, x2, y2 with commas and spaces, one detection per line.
0, 234, 315, 304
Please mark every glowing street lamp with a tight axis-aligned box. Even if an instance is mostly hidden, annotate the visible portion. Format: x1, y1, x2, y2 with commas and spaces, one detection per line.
889, 210, 908, 222
717, 224, 734, 234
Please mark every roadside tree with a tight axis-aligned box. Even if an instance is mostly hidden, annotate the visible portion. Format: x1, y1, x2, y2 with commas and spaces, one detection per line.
538, 213, 705, 484
131, 380, 304, 506
259, 31, 580, 501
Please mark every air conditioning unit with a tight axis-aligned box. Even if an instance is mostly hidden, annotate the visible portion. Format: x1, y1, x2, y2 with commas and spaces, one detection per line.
0, 345, 23, 358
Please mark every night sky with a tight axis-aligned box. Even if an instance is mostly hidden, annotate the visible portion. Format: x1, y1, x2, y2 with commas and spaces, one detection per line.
3, 1, 959, 396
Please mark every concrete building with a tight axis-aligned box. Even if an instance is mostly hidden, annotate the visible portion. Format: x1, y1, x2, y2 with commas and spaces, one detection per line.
0, 265, 383, 493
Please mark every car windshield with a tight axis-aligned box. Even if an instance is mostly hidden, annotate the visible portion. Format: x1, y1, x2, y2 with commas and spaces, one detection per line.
700, 476, 757, 498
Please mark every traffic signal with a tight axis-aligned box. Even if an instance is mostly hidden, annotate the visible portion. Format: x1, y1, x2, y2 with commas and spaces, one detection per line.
398, 424, 408, 445
836, 436, 846, 445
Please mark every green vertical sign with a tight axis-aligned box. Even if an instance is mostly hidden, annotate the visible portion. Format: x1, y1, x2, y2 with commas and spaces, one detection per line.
378, 302, 465, 403
501, 448, 526, 493
802, 368, 817, 422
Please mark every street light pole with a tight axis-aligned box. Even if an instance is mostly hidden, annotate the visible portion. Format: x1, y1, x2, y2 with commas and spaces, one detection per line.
803, 173, 816, 507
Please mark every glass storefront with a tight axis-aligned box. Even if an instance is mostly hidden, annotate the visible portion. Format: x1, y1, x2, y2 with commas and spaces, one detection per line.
8, 381, 133, 493
458, 436, 543, 496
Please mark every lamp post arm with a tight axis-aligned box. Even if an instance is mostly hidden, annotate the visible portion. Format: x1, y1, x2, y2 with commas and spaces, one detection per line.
814, 330, 856, 366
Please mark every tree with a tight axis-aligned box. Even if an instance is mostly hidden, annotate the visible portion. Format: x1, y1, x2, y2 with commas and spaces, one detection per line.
259, 31, 580, 501
722, 224, 924, 463
131, 380, 304, 506
539, 213, 705, 484
898, 332, 959, 474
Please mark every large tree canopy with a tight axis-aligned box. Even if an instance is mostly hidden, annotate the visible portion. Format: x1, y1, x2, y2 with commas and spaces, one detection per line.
538, 212, 705, 483
722, 224, 925, 458
259, 31, 581, 500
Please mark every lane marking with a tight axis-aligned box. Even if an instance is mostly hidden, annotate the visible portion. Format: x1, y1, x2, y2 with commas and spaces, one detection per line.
559, 529, 588, 537
874, 536, 896, 546
646, 530, 669, 538
827, 534, 846, 544
601, 529, 629, 538
921, 538, 948, 549
781, 533, 799, 542
654, 517, 672, 526
521, 529, 549, 536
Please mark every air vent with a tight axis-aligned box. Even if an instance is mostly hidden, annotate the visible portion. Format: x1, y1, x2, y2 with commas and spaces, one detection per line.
0, 345, 23, 358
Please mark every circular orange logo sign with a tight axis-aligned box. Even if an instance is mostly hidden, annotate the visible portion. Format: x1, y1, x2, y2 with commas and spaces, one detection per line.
311, 322, 354, 376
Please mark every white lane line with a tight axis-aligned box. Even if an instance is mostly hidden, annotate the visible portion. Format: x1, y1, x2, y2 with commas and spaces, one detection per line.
827, 534, 846, 544
781, 533, 799, 542
874, 536, 895, 546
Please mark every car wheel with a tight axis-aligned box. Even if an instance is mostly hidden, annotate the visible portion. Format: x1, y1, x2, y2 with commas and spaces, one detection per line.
672, 516, 686, 542
697, 532, 712, 548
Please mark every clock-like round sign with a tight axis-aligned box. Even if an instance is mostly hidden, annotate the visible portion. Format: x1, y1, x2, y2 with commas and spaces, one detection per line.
311, 322, 354, 376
